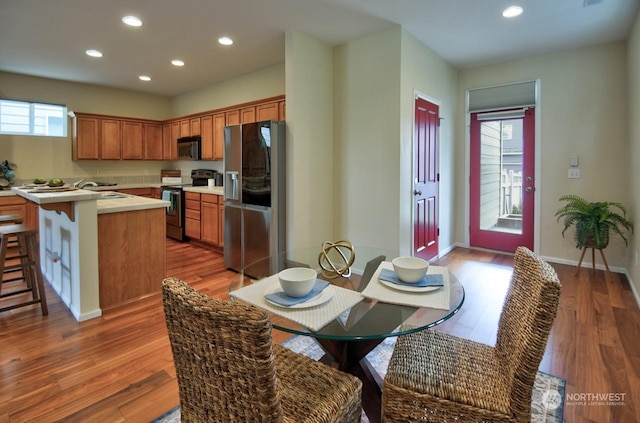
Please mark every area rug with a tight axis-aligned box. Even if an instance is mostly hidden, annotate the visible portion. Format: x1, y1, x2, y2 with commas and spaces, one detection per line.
152, 335, 565, 423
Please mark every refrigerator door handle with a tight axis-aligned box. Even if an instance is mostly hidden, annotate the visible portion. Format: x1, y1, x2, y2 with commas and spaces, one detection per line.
225, 171, 239, 200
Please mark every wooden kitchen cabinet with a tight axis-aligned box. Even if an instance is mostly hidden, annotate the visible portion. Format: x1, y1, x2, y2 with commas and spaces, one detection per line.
184, 192, 201, 240
72, 95, 284, 162
200, 194, 219, 245
122, 121, 144, 160
163, 121, 180, 160
213, 113, 225, 160
100, 119, 122, 160
257, 102, 279, 121
180, 119, 190, 138
143, 123, 163, 160
162, 123, 175, 160
73, 116, 100, 160
226, 110, 240, 126
190, 117, 201, 136
116, 188, 154, 198
200, 114, 214, 160
240, 106, 256, 124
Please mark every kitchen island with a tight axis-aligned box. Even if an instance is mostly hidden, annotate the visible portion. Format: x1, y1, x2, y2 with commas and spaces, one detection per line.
12, 187, 169, 321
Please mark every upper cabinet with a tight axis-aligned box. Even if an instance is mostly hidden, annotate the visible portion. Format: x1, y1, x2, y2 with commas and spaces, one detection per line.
72, 95, 284, 161
144, 123, 163, 160
100, 119, 122, 160
122, 121, 143, 160
257, 102, 279, 121
73, 116, 100, 160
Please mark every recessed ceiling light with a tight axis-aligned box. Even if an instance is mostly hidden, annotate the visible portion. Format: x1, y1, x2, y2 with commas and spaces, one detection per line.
122, 15, 142, 27
218, 36, 233, 46
171, 59, 185, 67
138, 75, 151, 81
85, 49, 103, 58
502, 6, 523, 18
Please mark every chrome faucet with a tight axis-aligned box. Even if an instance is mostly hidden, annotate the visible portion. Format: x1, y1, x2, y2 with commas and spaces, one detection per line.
79, 181, 98, 189
72, 178, 85, 188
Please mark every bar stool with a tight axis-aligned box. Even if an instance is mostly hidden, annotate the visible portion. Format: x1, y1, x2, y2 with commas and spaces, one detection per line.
0, 224, 48, 315
1, 214, 28, 285
0, 214, 24, 225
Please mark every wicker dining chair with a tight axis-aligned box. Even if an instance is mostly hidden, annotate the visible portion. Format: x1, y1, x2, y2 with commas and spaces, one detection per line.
161, 277, 362, 423
382, 246, 561, 422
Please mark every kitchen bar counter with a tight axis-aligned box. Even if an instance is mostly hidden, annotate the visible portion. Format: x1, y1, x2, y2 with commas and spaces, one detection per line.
10, 186, 169, 321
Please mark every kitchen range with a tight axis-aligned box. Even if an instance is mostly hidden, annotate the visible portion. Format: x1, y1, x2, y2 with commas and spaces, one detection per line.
162, 169, 222, 241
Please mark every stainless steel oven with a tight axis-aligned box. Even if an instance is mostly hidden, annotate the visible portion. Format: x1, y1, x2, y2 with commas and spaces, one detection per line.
162, 186, 187, 241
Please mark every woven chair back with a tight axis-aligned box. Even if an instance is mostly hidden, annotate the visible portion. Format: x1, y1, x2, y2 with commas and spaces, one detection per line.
162, 277, 284, 423
495, 247, 561, 421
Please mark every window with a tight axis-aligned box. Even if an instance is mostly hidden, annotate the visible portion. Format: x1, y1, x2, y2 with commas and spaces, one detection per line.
0, 99, 67, 137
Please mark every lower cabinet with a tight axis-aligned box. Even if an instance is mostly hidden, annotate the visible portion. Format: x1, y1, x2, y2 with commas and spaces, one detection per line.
183, 192, 223, 246
116, 188, 154, 198
0, 195, 39, 230
201, 194, 219, 245
185, 192, 201, 240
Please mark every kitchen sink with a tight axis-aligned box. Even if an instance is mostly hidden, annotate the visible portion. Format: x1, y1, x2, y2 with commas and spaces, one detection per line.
99, 192, 130, 199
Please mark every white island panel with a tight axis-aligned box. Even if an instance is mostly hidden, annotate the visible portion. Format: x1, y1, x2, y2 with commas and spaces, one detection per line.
39, 199, 101, 321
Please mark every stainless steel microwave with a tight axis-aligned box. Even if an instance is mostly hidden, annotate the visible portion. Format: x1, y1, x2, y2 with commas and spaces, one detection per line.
177, 136, 201, 160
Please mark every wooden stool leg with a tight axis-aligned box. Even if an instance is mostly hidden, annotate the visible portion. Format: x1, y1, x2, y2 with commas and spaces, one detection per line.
0, 233, 7, 296
26, 234, 47, 315
576, 246, 588, 274
18, 233, 34, 290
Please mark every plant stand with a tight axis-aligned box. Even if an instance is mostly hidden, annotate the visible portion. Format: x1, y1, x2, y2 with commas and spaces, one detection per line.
576, 245, 611, 275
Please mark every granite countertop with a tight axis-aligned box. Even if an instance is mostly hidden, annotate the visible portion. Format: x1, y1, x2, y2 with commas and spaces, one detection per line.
96, 193, 170, 214
183, 186, 224, 196
11, 187, 170, 213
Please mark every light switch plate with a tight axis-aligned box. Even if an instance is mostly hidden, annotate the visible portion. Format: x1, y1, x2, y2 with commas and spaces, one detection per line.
570, 156, 579, 167
568, 168, 581, 179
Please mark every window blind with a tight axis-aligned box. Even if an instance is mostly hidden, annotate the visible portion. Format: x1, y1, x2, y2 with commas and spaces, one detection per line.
468, 81, 536, 112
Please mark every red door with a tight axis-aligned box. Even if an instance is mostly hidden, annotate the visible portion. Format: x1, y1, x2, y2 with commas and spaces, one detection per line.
413, 97, 439, 260
469, 108, 535, 252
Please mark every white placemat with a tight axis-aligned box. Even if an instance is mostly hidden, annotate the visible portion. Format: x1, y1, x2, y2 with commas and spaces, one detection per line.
360, 262, 451, 310
229, 275, 364, 332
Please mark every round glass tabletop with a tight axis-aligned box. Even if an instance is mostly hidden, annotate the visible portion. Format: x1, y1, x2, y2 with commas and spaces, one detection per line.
229, 246, 465, 341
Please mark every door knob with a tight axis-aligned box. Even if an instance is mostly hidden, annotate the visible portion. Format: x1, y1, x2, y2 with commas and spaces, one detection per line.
525, 187, 533, 193
414, 189, 422, 196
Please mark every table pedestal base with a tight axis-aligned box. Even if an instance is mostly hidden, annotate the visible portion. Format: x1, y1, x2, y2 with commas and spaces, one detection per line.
316, 338, 386, 423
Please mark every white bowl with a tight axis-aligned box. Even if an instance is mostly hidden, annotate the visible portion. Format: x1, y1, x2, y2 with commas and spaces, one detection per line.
392, 256, 429, 283
278, 267, 317, 297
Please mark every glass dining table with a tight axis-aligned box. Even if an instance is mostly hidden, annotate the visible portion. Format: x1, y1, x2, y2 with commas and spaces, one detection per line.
229, 246, 465, 423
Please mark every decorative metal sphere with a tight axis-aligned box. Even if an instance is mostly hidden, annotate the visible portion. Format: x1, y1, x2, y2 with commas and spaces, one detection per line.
318, 240, 355, 279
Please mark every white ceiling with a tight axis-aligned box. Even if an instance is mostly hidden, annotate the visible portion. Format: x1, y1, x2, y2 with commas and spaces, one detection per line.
0, 0, 638, 97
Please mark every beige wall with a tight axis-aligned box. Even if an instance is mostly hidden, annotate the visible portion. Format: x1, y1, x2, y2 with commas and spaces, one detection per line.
0, 66, 286, 181
333, 27, 402, 249
458, 42, 630, 268
171, 63, 285, 117
627, 15, 640, 298
399, 29, 458, 255
0, 71, 172, 180
285, 31, 334, 249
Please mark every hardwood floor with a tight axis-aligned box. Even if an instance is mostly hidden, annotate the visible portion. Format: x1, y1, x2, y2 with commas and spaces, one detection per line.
1, 240, 639, 422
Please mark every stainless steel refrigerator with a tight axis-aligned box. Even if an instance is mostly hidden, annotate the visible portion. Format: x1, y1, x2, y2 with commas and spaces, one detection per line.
224, 120, 286, 275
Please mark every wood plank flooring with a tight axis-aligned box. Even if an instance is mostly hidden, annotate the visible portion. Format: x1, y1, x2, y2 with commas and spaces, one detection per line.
1, 240, 639, 422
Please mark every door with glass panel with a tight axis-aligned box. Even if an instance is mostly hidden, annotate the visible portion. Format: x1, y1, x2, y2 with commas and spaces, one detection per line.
469, 108, 535, 252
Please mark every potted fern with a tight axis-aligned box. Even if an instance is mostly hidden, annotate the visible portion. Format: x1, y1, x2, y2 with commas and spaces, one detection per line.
555, 195, 633, 250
